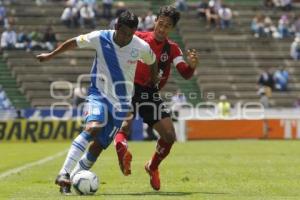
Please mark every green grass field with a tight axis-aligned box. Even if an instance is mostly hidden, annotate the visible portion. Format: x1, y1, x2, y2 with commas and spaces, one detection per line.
1, 141, 300, 200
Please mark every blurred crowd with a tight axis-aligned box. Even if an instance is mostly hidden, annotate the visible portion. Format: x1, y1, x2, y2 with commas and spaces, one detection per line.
0, 0, 57, 52
0, 85, 12, 109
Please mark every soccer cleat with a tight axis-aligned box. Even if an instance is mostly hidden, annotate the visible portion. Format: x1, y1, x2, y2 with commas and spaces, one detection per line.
144, 161, 160, 191
55, 173, 71, 195
119, 150, 132, 176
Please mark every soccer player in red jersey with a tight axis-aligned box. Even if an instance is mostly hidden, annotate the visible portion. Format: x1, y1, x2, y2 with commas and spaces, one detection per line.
72, 5, 199, 191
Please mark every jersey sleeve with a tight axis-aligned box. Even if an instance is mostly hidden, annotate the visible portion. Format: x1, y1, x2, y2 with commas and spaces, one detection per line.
172, 44, 185, 66
76, 31, 99, 49
171, 44, 195, 79
140, 42, 156, 65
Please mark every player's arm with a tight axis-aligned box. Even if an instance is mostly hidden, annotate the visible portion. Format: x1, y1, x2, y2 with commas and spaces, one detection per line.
36, 38, 77, 62
175, 49, 199, 80
36, 31, 99, 62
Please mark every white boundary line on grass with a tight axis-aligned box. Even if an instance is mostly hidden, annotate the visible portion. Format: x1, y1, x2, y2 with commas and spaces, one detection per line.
0, 149, 68, 179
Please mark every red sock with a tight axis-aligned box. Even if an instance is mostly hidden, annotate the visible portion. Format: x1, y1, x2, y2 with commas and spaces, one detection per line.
149, 138, 173, 171
114, 131, 128, 161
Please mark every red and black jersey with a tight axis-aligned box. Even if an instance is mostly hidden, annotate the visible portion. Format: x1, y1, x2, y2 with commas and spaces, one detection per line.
134, 31, 195, 89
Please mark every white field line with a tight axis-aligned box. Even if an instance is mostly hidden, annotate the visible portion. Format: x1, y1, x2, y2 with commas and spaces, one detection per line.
0, 149, 68, 179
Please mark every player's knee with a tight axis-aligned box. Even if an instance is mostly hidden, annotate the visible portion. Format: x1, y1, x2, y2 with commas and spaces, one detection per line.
163, 130, 176, 144
89, 141, 102, 157
85, 122, 102, 138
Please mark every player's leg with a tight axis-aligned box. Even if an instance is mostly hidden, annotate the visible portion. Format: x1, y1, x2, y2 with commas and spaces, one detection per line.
150, 117, 176, 169
56, 121, 102, 194
114, 114, 133, 176
71, 110, 124, 178
144, 117, 176, 191
70, 140, 103, 179
55, 96, 104, 194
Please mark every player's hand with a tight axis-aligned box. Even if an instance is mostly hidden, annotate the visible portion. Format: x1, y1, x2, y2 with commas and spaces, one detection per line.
36, 53, 53, 62
186, 49, 199, 69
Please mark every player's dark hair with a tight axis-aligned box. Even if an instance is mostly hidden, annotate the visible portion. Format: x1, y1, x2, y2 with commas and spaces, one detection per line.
117, 10, 139, 29
157, 5, 181, 27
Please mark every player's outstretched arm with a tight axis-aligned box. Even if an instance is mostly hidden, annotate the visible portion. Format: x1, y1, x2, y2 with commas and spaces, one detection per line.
36, 38, 78, 62
176, 48, 199, 80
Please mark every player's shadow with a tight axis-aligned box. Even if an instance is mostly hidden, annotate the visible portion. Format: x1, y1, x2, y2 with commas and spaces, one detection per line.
97, 191, 228, 196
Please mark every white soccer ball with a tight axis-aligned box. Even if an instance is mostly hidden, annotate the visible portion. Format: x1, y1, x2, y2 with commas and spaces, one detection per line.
72, 170, 99, 195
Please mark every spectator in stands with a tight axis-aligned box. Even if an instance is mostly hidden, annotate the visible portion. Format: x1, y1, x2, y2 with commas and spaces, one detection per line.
290, 35, 300, 60
263, 0, 275, 9
257, 87, 270, 138
292, 15, 300, 35
294, 96, 300, 108
273, 0, 292, 11
137, 14, 147, 31
83, 0, 99, 18
15, 109, 24, 119
218, 4, 232, 29
218, 95, 231, 118
273, 66, 289, 91
109, 1, 126, 29
251, 14, 265, 38
29, 28, 45, 50
4, 15, 15, 29
175, 0, 188, 12
80, 3, 96, 29
144, 10, 156, 31
197, 0, 209, 20
281, 0, 292, 11
0, 85, 12, 110
61, 5, 80, 28
0, 26, 17, 49
43, 26, 57, 51
278, 14, 291, 38
0, 2, 6, 27
264, 16, 277, 38
258, 87, 270, 108
15, 26, 31, 51
258, 68, 274, 90
102, 0, 113, 20
206, 0, 219, 29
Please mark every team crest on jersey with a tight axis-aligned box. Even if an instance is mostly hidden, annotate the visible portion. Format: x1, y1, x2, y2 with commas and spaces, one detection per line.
160, 52, 169, 62
130, 48, 139, 58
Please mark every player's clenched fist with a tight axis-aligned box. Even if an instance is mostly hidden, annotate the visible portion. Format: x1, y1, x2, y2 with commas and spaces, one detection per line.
186, 49, 199, 69
36, 53, 53, 62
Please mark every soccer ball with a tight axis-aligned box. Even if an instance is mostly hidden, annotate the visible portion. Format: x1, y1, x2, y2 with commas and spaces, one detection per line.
72, 170, 99, 195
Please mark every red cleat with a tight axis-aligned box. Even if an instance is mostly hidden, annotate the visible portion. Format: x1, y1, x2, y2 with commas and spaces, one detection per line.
119, 150, 132, 176
145, 162, 160, 191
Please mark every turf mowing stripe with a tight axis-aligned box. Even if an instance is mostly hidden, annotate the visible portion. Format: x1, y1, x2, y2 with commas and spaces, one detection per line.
0, 149, 68, 179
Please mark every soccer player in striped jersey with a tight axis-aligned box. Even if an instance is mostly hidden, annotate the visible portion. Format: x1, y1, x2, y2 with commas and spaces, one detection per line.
36, 10, 158, 194
74, 5, 199, 191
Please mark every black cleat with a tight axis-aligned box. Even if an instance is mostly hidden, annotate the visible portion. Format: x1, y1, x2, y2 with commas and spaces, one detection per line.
55, 173, 71, 195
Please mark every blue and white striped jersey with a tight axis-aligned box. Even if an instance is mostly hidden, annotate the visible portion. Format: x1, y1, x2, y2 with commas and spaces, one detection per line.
76, 30, 156, 112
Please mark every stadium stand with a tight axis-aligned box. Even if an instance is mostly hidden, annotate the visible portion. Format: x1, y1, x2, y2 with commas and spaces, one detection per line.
180, 1, 300, 107
1, 0, 300, 108
2, 0, 164, 108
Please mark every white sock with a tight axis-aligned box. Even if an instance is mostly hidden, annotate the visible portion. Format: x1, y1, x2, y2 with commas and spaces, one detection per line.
70, 151, 98, 179
59, 131, 92, 175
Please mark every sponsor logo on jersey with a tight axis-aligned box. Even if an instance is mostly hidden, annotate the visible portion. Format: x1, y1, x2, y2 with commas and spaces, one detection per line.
130, 48, 139, 58
160, 52, 168, 62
